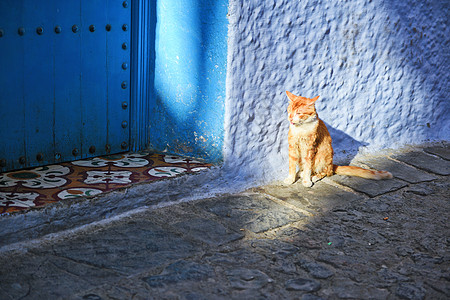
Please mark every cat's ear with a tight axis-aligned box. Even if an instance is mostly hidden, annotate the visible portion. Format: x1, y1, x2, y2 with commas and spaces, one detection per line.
286, 91, 298, 102
307, 95, 320, 105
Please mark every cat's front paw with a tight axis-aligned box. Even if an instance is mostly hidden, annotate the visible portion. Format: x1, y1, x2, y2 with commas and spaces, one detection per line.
302, 179, 313, 188
284, 175, 296, 185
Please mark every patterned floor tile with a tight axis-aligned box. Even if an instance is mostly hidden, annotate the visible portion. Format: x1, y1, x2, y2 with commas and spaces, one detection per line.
0, 152, 212, 215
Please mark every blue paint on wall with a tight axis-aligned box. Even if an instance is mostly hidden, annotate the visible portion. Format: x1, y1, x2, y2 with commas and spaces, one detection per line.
150, 0, 228, 162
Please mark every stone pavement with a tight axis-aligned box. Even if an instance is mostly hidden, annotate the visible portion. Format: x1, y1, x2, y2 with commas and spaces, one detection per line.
0, 143, 449, 299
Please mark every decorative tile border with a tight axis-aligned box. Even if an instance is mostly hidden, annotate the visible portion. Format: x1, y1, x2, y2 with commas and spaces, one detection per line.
0, 152, 211, 215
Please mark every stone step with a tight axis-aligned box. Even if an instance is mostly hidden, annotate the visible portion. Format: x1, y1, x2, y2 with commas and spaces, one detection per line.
255, 180, 364, 213
194, 194, 308, 234
329, 175, 407, 198
423, 143, 450, 160
355, 156, 437, 183
394, 151, 450, 176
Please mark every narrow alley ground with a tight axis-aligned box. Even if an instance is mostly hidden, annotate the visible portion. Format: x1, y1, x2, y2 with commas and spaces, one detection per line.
0, 143, 448, 299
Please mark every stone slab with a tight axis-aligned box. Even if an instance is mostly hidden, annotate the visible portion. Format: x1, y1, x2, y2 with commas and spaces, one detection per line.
225, 268, 273, 290
394, 151, 450, 175
357, 157, 437, 183
246, 239, 300, 258
329, 279, 390, 299
172, 217, 244, 246
142, 260, 215, 288
0, 253, 121, 299
258, 181, 364, 213
297, 259, 334, 279
285, 278, 321, 292
205, 249, 266, 267
51, 220, 198, 274
423, 144, 450, 160
330, 175, 407, 197
195, 194, 307, 233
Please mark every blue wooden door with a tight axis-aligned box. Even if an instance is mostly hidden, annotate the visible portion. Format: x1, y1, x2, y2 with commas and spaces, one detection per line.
0, 0, 131, 172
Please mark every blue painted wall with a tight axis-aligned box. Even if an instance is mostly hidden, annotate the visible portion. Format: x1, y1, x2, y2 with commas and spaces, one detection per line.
150, 0, 228, 162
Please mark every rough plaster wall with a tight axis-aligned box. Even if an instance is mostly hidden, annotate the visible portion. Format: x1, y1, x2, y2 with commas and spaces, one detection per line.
223, 0, 449, 185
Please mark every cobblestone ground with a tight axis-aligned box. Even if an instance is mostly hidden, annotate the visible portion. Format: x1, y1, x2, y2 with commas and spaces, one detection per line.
0, 144, 449, 299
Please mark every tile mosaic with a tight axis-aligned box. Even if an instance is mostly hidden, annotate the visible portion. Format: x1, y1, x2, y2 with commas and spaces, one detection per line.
0, 152, 212, 215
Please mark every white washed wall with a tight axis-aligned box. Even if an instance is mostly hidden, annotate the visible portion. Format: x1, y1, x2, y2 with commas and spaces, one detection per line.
222, 0, 449, 185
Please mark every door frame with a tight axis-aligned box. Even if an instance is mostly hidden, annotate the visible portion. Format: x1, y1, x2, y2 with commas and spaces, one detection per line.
130, 0, 156, 152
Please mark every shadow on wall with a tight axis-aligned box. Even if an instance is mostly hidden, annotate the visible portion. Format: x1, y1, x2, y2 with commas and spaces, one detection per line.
380, 0, 449, 141
324, 122, 368, 163
148, 0, 228, 163
286, 0, 449, 152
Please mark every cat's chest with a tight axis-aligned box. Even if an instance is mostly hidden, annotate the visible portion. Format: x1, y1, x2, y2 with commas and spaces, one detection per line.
289, 121, 318, 137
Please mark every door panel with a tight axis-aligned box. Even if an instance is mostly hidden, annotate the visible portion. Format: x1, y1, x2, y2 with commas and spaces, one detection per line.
107, 1, 131, 154
0, 1, 26, 168
23, 1, 56, 166
81, 1, 109, 158
0, 0, 131, 172
54, 1, 82, 162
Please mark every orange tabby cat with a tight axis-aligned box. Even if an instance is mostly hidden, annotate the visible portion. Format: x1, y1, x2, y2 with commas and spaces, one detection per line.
285, 91, 393, 187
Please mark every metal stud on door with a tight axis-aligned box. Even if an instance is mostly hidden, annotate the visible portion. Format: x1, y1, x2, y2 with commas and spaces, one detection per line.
0, 0, 131, 172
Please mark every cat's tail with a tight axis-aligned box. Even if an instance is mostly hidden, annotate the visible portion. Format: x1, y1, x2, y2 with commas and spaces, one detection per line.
333, 165, 393, 180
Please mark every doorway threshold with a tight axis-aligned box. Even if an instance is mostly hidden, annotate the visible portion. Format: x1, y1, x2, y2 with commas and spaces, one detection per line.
0, 151, 212, 215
